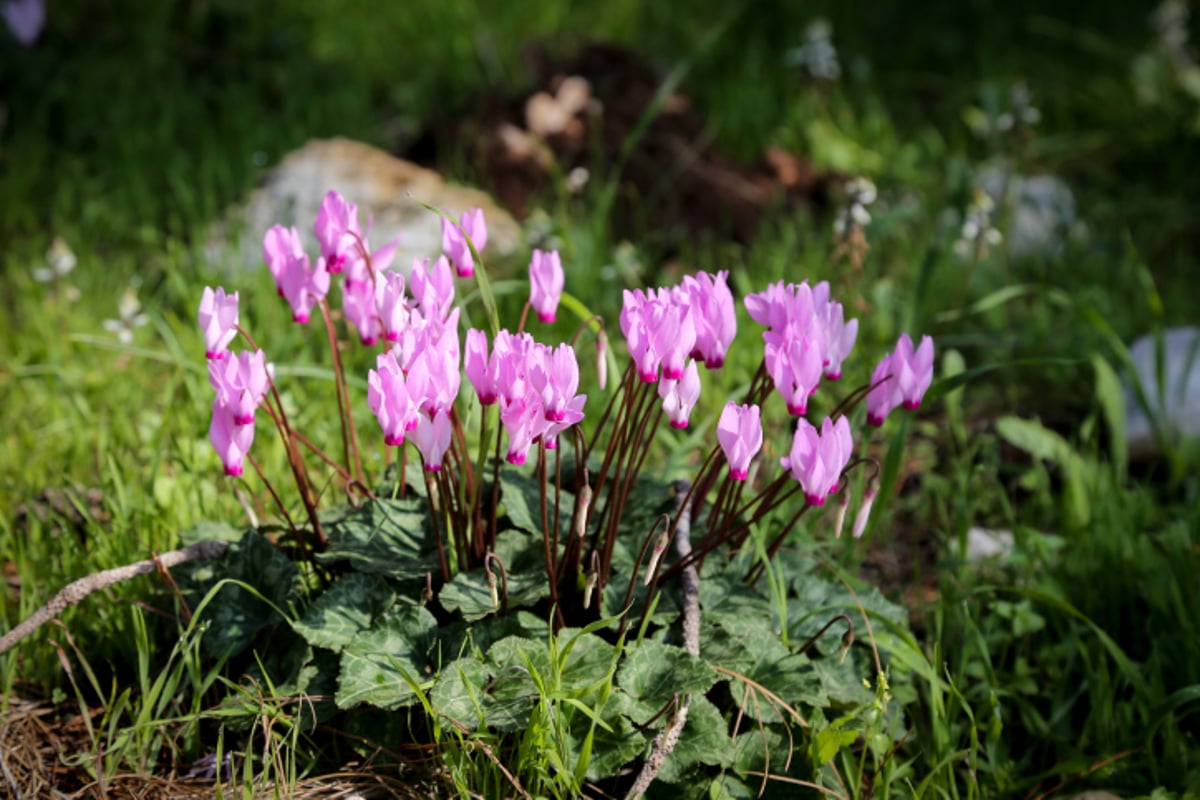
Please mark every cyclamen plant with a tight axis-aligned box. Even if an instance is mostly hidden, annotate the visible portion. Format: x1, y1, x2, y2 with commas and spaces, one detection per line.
198, 189, 932, 627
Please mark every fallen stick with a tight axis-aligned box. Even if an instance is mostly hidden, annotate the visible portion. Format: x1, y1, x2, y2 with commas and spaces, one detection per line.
625, 482, 700, 800
0, 540, 230, 656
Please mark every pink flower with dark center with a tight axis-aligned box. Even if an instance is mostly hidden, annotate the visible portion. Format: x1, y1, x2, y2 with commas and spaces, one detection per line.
405, 332, 461, 418
368, 351, 418, 445
529, 249, 565, 323
659, 360, 702, 429
717, 402, 763, 480
820, 293, 859, 381
781, 416, 853, 506
894, 333, 934, 410
682, 270, 737, 369
543, 394, 586, 450
409, 256, 455, 319
500, 393, 547, 465
654, 299, 696, 381
314, 191, 362, 275
208, 349, 271, 426
209, 401, 255, 477
620, 288, 659, 382
374, 269, 409, 343
343, 278, 382, 345
765, 326, 824, 415
464, 329, 499, 405
263, 225, 329, 323
412, 410, 453, 471
529, 343, 579, 422
442, 208, 488, 278
865, 354, 899, 427
198, 286, 239, 360
342, 234, 401, 291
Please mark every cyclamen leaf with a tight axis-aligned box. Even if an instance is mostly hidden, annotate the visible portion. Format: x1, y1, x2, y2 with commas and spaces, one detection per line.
431, 657, 490, 731
617, 640, 717, 725
318, 498, 441, 580
656, 695, 734, 782
199, 531, 299, 659
293, 573, 396, 652
336, 604, 438, 710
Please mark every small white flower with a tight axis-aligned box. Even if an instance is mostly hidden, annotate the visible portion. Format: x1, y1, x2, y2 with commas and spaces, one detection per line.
32, 236, 77, 283
953, 188, 1003, 259
833, 177, 876, 234
786, 18, 842, 81
103, 289, 150, 344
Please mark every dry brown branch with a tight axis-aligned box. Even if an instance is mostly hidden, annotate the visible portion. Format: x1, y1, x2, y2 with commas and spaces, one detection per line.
0, 540, 230, 655
624, 482, 700, 800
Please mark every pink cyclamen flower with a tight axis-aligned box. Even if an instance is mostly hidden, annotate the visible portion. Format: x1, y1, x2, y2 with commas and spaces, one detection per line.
865, 354, 899, 427
765, 327, 824, 415
368, 351, 418, 445
2, 0, 44, 46
717, 402, 763, 480
443, 208, 487, 278
412, 410, 453, 471
659, 360, 702, 429
530, 343, 579, 422
208, 349, 272, 426
682, 271, 737, 369
263, 225, 330, 323
198, 286, 239, 360
781, 416, 853, 506
314, 191, 362, 274
374, 269, 409, 343
464, 328, 499, 405
543, 393, 586, 450
343, 277, 382, 345
409, 255, 455, 319
209, 401, 255, 477
500, 393, 547, 465
529, 249, 565, 323
894, 333, 934, 410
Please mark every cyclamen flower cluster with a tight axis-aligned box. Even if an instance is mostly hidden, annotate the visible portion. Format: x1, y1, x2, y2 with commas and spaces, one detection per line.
197, 288, 272, 476
866, 333, 934, 427
746, 280, 858, 415
464, 330, 587, 465
620, 270, 737, 428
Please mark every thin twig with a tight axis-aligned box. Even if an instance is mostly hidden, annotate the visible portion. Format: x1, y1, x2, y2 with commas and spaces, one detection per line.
0, 540, 231, 655
625, 481, 700, 800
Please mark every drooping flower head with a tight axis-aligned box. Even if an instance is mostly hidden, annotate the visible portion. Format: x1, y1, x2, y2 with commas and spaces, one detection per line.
209, 401, 255, 477
208, 349, 272, 426
865, 333, 934, 426
374, 269, 409, 343
717, 402, 763, 480
659, 360, 702, 429
409, 255, 455, 320
442, 208, 488, 278
412, 410, 453, 471
198, 286, 239, 360
368, 351, 419, 445
263, 224, 330, 323
2, 0, 44, 47
681, 270, 737, 369
314, 191, 362, 275
529, 249, 565, 323
781, 416, 853, 505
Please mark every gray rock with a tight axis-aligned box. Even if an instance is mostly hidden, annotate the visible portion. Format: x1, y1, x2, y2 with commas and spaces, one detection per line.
209, 138, 521, 272
1125, 326, 1200, 460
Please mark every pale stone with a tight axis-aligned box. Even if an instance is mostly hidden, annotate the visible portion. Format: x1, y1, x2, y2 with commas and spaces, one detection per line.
210, 138, 521, 273
961, 527, 1015, 562
1125, 326, 1200, 460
